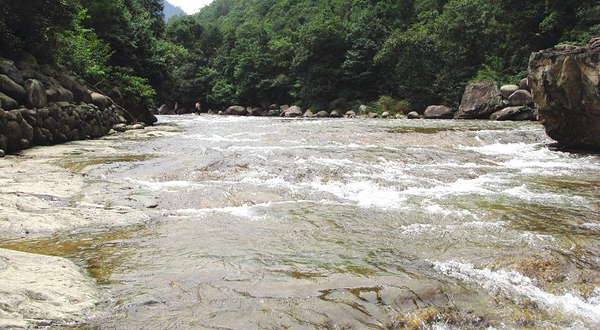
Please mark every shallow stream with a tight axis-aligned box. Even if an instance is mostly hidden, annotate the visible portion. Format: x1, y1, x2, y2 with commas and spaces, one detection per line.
2, 116, 599, 329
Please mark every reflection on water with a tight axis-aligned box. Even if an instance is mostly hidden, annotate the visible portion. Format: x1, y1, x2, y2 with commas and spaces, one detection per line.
5, 116, 600, 329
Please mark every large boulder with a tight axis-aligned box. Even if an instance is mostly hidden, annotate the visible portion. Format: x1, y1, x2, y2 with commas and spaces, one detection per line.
122, 104, 158, 125
490, 106, 537, 121
330, 109, 342, 118
91, 92, 112, 111
454, 80, 503, 119
424, 105, 453, 119
158, 104, 172, 115
284, 105, 303, 117
25, 79, 47, 109
528, 38, 600, 150
0, 92, 19, 110
315, 110, 329, 118
57, 75, 91, 104
45, 85, 74, 103
519, 78, 531, 92
0, 58, 24, 85
500, 84, 519, 99
358, 105, 368, 115
507, 89, 533, 106
0, 74, 26, 103
407, 111, 420, 119
107, 87, 123, 106
225, 105, 248, 116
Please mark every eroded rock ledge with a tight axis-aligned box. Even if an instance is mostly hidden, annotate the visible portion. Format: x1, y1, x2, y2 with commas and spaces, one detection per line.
528, 37, 600, 150
0, 248, 103, 328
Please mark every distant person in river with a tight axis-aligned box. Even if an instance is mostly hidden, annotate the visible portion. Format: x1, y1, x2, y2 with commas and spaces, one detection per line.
195, 102, 201, 115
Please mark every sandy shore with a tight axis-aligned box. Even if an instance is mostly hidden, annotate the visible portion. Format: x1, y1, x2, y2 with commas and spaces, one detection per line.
0, 123, 178, 328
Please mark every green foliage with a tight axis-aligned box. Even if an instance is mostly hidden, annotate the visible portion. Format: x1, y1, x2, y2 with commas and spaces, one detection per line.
375, 96, 409, 116
107, 66, 156, 107
3, 0, 598, 112
163, 0, 597, 111
55, 9, 112, 82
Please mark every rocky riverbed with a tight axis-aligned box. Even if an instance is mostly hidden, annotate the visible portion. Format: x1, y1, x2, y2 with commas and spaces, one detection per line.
1, 115, 599, 329
0, 123, 178, 328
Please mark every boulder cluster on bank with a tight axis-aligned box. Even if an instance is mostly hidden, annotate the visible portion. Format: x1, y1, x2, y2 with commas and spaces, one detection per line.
184, 78, 537, 122
0, 51, 157, 157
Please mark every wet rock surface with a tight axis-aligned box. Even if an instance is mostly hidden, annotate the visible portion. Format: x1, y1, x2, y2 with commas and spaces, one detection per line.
528, 38, 600, 150
454, 80, 503, 119
0, 248, 103, 328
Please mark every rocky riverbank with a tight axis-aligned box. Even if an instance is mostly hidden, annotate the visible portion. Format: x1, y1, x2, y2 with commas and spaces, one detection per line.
0, 51, 157, 157
0, 123, 178, 328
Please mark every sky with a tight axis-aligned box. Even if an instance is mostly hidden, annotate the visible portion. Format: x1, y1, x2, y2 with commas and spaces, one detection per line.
168, 0, 214, 14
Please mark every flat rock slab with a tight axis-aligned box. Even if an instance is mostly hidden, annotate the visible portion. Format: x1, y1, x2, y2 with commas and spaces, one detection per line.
0, 248, 102, 328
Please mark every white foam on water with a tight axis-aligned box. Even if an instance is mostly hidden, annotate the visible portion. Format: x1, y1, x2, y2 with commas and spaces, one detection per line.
402, 175, 500, 197
400, 220, 503, 236
423, 204, 481, 220
126, 178, 205, 191
432, 260, 600, 323
502, 185, 588, 204
460, 143, 535, 156
307, 156, 357, 167
400, 223, 435, 234
306, 178, 406, 209
183, 133, 260, 143
520, 232, 556, 247
580, 223, 600, 230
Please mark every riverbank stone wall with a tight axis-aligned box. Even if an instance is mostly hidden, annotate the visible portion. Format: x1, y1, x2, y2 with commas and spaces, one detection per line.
0, 102, 127, 156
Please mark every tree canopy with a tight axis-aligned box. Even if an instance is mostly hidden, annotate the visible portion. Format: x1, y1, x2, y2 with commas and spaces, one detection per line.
1, 0, 598, 112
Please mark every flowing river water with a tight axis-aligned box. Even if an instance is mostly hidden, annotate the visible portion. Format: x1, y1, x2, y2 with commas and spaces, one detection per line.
1, 115, 600, 329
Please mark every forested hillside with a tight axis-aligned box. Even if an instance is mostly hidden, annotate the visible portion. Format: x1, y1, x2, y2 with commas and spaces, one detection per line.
167, 0, 599, 111
1, 0, 598, 112
0, 0, 184, 113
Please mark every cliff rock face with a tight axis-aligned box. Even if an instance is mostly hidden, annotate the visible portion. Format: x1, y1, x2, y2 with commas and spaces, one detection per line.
528, 37, 600, 150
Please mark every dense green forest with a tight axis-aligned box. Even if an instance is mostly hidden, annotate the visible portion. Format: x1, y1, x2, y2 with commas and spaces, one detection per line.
1, 0, 598, 112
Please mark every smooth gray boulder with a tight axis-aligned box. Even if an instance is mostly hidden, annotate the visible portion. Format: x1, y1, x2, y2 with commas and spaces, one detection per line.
91, 92, 111, 111
284, 106, 303, 117
45, 85, 74, 103
490, 106, 537, 121
424, 105, 453, 119
0, 74, 26, 103
57, 75, 91, 104
358, 105, 367, 115
407, 111, 420, 119
330, 110, 342, 118
519, 78, 531, 92
500, 84, 519, 99
25, 79, 47, 108
0, 92, 18, 110
0, 58, 24, 85
226, 105, 248, 116
315, 110, 329, 118
508, 89, 533, 106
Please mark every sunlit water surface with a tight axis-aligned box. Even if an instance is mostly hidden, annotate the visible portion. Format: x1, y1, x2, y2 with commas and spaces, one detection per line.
8, 116, 600, 329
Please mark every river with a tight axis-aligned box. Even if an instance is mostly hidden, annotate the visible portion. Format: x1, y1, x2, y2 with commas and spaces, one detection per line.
1, 115, 599, 329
